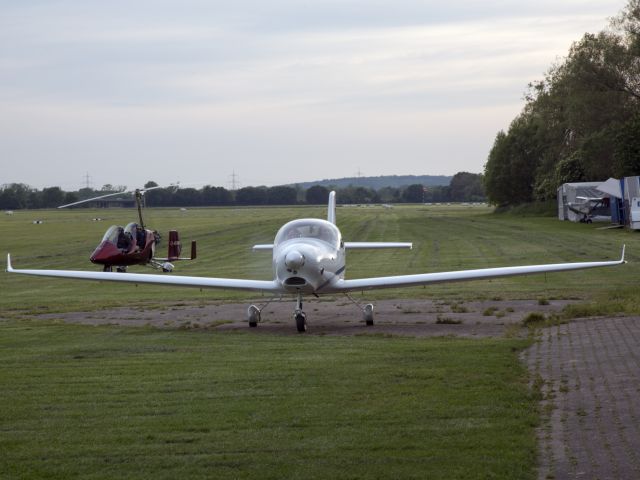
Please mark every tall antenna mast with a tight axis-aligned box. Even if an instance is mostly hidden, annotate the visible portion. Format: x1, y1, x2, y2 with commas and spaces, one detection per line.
83, 172, 92, 190
229, 170, 241, 190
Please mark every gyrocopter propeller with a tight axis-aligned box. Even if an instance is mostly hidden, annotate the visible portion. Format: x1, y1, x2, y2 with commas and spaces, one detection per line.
58, 185, 196, 273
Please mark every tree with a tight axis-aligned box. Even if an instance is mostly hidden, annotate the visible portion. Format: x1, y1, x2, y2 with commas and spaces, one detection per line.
485, 1, 640, 206
0, 183, 33, 209
613, 114, 640, 176
449, 172, 485, 202
235, 186, 268, 205
305, 185, 329, 204
267, 186, 297, 205
201, 186, 232, 205
401, 184, 425, 203
40, 187, 65, 208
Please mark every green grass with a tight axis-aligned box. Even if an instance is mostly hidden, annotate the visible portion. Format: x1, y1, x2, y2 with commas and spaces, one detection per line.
1, 204, 636, 315
0, 321, 536, 479
0, 203, 638, 478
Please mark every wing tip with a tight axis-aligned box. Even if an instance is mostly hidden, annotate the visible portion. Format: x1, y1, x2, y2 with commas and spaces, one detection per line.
6, 253, 13, 272
621, 244, 627, 263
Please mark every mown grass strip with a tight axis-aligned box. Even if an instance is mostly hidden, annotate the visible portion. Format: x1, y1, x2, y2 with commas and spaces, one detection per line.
0, 321, 537, 479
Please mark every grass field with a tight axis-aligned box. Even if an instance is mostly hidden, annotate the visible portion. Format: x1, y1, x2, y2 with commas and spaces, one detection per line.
0, 203, 636, 314
0, 204, 637, 478
0, 322, 536, 479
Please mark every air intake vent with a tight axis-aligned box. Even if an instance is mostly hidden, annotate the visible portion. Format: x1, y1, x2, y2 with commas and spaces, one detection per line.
284, 277, 306, 286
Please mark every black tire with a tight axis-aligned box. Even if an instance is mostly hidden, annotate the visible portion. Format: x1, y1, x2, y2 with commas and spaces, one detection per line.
364, 304, 374, 326
295, 313, 307, 333
249, 321, 258, 328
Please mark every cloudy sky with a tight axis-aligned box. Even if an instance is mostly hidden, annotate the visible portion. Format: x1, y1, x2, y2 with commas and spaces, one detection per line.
0, 0, 628, 190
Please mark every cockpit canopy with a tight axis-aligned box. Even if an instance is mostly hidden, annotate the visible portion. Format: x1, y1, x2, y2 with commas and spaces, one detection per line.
101, 223, 139, 243
274, 219, 341, 249
101, 225, 124, 243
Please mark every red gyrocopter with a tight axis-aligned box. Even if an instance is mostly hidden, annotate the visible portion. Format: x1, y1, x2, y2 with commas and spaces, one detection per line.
59, 185, 196, 273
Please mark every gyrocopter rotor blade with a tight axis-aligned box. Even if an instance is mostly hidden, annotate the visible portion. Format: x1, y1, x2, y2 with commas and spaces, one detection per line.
57, 184, 179, 209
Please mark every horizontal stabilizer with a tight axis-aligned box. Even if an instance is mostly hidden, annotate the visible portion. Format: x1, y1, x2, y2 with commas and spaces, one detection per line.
344, 242, 412, 249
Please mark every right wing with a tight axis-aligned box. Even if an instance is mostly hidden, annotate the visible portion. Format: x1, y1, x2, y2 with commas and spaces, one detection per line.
6, 254, 281, 293
331, 246, 626, 292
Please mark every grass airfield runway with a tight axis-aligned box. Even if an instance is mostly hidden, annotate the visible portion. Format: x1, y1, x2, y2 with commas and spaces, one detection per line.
1, 204, 639, 478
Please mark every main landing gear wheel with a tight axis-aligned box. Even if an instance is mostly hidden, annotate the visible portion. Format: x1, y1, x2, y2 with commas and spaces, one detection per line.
364, 304, 374, 326
248, 305, 260, 328
295, 312, 307, 333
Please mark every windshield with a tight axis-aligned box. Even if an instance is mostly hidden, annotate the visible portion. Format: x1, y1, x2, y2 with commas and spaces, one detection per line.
274, 219, 340, 248
124, 222, 138, 235
101, 225, 123, 243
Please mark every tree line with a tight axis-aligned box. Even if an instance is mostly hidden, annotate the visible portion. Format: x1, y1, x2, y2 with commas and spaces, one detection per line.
0, 172, 484, 210
484, 0, 640, 206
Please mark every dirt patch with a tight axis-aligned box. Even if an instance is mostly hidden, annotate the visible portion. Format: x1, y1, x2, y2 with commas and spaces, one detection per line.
33, 297, 573, 337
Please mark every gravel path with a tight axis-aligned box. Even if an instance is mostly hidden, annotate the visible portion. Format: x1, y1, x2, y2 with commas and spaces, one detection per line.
525, 317, 640, 480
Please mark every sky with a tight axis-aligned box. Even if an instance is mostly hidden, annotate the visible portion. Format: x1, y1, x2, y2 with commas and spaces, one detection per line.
0, 0, 629, 190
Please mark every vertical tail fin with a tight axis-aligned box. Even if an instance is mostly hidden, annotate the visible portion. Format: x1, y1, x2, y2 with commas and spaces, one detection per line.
327, 191, 336, 224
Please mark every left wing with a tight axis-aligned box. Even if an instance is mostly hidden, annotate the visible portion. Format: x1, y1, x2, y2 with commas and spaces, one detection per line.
6, 254, 281, 293
330, 246, 626, 292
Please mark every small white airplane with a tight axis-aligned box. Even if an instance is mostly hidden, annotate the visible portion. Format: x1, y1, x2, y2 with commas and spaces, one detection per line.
567, 196, 609, 223
7, 191, 626, 332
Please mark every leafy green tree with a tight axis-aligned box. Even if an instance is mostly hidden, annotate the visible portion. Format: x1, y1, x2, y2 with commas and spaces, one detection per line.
486, 1, 640, 206
449, 172, 485, 202
0, 183, 33, 209
40, 187, 65, 207
267, 186, 297, 205
201, 186, 232, 205
613, 114, 640, 175
401, 184, 425, 203
235, 186, 268, 205
305, 185, 329, 204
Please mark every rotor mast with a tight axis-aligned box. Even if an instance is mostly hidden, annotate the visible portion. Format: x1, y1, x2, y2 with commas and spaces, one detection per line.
135, 189, 145, 229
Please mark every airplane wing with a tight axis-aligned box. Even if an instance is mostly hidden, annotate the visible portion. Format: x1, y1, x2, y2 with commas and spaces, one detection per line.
6, 254, 281, 293
575, 196, 604, 202
331, 246, 626, 292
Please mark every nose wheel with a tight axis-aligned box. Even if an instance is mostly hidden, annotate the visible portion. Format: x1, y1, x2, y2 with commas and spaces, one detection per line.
295, 312, 307, 332
294, 291, 307, 333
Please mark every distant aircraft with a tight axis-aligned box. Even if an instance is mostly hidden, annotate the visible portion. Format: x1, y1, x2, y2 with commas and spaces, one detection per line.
567, 196, 610, 223
7, 191, 626, 332
59, 185, 196, 272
